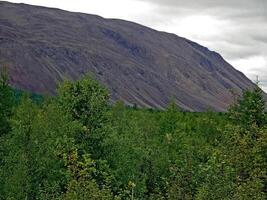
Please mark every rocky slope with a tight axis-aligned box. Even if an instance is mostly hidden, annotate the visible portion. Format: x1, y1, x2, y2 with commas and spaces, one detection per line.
0, 1, 256, 111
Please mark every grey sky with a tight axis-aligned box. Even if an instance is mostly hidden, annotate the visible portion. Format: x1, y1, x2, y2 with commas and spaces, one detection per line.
6, 0, 267, 91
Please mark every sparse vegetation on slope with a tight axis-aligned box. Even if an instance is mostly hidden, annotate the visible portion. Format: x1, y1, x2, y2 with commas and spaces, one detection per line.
0, 1, 257, 111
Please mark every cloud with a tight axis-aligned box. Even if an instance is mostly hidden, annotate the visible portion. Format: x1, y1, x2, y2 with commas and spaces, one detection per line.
135, 0, 267, 11
132, 0, 267, 91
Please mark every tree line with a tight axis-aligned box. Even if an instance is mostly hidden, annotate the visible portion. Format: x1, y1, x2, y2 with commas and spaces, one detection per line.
0, 67, 266, 199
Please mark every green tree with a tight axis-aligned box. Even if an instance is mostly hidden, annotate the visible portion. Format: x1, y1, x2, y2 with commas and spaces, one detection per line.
2, 97, 38, 199
159, 100, 180, 135
57, 75, 110, 159
57, 75, 109, 130
2, 97, 83, 199
0, 66, 15, 136
196, 87, 267, 199
0, 66, 15, 196
63, 149, 114, 200
196, 125, 266, 200
229, 86, 266, 129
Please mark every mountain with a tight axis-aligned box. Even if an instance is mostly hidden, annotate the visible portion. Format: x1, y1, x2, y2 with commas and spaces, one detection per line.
0, 1, 256, 111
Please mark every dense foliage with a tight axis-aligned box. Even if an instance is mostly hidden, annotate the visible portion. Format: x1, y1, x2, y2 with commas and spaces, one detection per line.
0, 70, 266, 199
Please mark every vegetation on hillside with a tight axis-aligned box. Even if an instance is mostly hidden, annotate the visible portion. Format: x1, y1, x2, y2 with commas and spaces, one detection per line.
0, 68, 266, 199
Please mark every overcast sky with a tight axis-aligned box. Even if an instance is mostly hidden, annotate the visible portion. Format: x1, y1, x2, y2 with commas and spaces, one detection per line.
7, 0, 267, 91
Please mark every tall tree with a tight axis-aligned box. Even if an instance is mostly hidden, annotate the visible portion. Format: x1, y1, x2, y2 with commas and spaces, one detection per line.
0, 66, 15, 136
57, 75, 109, 158
0, 66, 15, 197
2, 97, 38, 199
229, 86, 266, 129
57, 75, 109, 130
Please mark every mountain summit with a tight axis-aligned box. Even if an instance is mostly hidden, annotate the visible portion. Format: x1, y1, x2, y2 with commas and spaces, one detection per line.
0, 1, 255, 111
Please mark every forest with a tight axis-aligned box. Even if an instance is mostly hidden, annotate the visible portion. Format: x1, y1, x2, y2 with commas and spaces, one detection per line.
0, 67, 266, 200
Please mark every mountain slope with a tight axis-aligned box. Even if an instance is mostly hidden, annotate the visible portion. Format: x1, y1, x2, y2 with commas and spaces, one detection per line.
0, 1, 256, 111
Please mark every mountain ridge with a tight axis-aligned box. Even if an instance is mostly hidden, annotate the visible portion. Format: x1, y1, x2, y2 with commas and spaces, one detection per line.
0, 1, 257, 111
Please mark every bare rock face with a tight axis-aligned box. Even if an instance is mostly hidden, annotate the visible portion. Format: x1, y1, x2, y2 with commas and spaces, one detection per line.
0, 1, 256, 111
